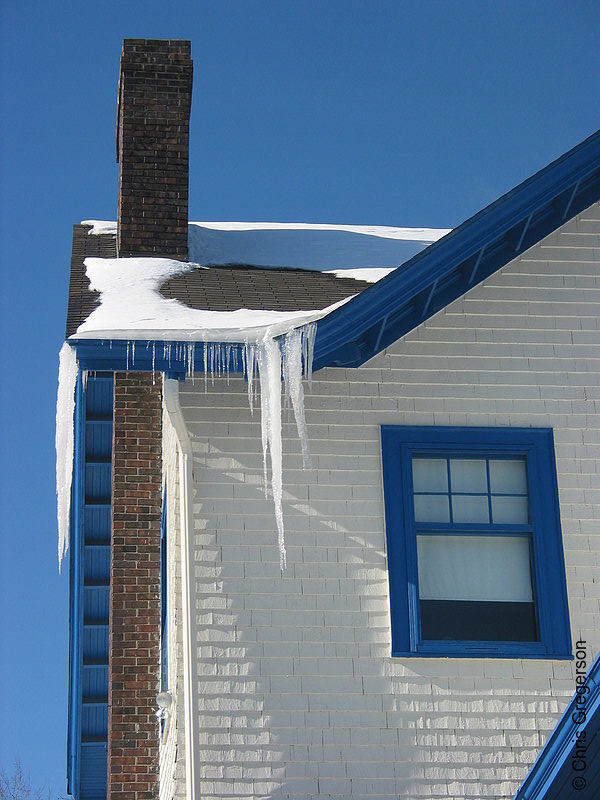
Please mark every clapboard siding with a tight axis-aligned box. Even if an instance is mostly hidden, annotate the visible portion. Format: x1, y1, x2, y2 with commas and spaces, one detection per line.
174, 202, 599, 800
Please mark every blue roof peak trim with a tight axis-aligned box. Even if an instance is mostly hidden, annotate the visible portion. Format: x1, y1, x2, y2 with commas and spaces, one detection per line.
313, 128, 600, 370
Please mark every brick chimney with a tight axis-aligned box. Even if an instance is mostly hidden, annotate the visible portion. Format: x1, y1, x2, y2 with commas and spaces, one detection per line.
109, 40, 193, 800
116, 38, 193, 259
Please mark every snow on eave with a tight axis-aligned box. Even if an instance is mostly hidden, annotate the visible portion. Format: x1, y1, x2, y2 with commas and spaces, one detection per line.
70, 256, 354, 343
65, 254, 347, 573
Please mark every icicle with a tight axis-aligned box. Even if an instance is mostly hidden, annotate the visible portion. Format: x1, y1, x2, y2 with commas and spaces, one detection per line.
203, 341, 208, 392
258, 347, 269, 497
126, 340, 130, 370
283, 329, 312, 468
245, 342, 256, 416
187, 342, 195, 380
303, 323, 317, 388
256, 334, 286, 571
131, 340, 136, 366
56, 343, 78, 571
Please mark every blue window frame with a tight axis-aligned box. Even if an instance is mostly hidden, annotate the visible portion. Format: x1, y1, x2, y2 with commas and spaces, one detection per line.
381, 426, 572, 659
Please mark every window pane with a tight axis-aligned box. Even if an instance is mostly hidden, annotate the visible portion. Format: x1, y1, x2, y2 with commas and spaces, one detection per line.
414, 494, 450, 522
450, 459, 487, 493
417, 535, 533, 602
452, 494, 490, 523
420, 599, 537, 642
489, 459, 528, 494
492, 495, 529, 524
412, 458, 448, 492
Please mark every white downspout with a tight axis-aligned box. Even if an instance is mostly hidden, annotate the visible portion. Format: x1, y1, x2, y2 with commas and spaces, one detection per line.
163, 377, 199, 800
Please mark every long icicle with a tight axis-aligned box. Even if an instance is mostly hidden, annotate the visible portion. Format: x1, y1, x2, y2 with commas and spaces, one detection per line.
56, 342, 79, 571
256, 334, 286, 571
283, 329, 312, 469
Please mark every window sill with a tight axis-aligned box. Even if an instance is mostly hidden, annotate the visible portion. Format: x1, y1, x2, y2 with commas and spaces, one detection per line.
392, 642, 573, 660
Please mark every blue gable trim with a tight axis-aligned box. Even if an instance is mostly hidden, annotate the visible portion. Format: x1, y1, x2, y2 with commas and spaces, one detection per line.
313, 128, 600, 370
68, 129, 600, 375
514, 649, 600, 799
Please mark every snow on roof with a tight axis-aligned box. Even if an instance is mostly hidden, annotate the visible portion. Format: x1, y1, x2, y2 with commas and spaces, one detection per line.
71, 256, 352, 342
72, 220, 450, 340
81, 220, 450, 273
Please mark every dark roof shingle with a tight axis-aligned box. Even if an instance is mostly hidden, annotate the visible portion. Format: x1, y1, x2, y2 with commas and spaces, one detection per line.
66, 224, 373, 338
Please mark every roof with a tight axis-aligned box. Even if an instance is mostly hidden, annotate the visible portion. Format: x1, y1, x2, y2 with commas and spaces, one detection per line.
67, 223, 436, 338
67, 128, 600, 373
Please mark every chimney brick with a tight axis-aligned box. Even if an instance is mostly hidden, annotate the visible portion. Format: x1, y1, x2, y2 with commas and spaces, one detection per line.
117, 38, 193, 260
108, 38, 191, 800
108, 373, 163, 800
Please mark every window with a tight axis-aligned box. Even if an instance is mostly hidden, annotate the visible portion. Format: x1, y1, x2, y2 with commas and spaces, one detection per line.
381, 427, 571, 658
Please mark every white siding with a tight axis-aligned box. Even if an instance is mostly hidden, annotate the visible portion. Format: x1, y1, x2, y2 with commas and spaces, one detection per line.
176, 202, 600, 799
160, 409, 187, 800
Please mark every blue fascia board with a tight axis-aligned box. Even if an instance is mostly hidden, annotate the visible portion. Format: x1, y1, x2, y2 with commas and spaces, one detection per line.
71, 339, 249, 376
68, 130, 600, 376
313, 128, 600, 370
514, 650, 600, 800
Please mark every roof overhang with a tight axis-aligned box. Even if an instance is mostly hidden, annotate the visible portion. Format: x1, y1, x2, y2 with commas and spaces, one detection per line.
68, 129, 600, 375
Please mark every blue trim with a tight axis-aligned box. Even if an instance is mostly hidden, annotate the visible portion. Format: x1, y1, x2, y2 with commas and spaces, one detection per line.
313, 128, 600, 370
515, 650, 600, 799
381, 426, 572, 659
72, 340, 246, 376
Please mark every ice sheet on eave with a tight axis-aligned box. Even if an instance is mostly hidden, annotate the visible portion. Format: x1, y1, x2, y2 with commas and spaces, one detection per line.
82, 220, 451, 281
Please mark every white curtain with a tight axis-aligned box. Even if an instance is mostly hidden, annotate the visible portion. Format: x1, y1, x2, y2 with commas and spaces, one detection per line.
417, 535, 533, 602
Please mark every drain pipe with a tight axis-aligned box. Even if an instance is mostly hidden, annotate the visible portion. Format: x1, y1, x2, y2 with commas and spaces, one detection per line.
163, 377, 199, 800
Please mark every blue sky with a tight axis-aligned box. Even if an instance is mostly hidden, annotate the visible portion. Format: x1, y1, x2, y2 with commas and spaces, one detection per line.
0, 0, 598, 794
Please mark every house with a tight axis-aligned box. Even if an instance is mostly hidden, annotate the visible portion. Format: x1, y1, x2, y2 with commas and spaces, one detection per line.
60, 38, 600, 800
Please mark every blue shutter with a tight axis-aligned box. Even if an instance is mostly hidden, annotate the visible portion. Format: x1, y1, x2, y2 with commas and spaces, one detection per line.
68, 374, 113, 800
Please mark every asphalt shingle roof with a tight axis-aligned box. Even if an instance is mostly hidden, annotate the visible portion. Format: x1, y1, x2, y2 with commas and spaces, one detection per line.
66, 224, 373, 339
